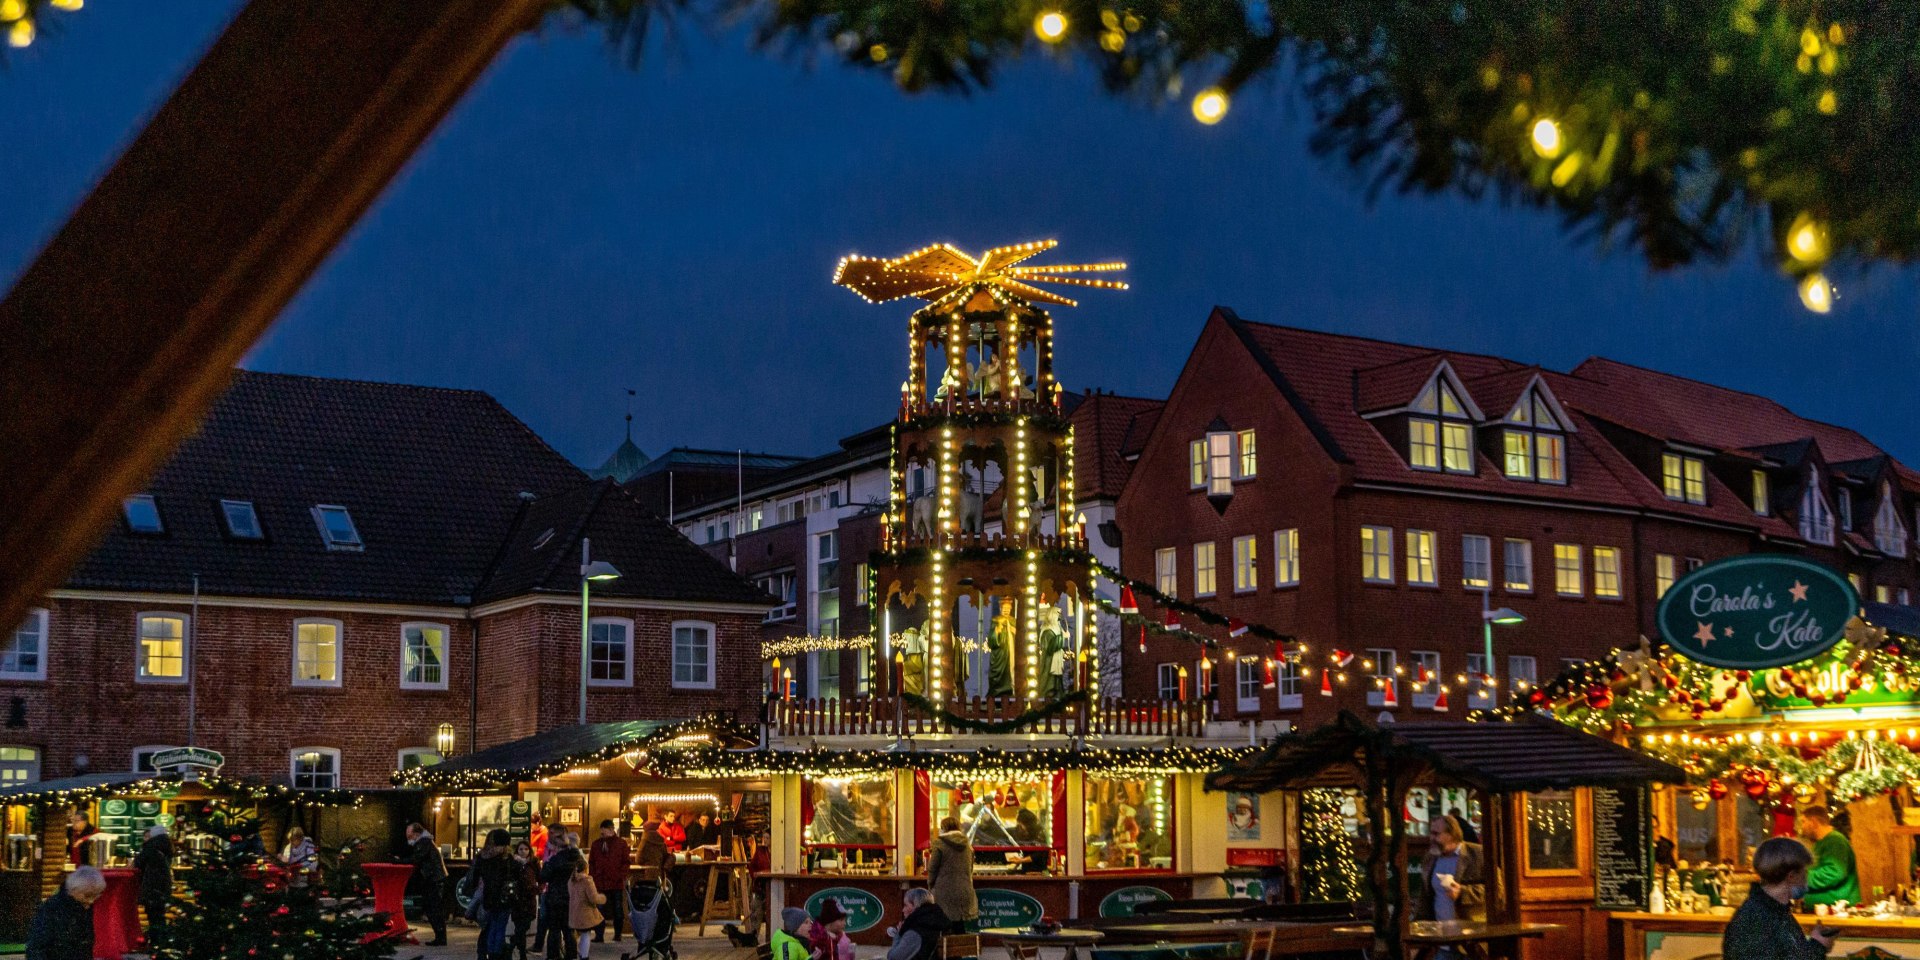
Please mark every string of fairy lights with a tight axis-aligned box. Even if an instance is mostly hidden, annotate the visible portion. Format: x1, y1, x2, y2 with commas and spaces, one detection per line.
656, 743, 1259, 780
0, 0, 81, 50
0, 774, 360, 809
394, 714, 753, 792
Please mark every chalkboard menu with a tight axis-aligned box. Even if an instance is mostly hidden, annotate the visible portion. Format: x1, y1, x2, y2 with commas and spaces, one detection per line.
1592, 786, 1649, 910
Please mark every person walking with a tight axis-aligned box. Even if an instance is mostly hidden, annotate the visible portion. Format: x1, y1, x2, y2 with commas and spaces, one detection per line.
588, 820, 631, 943
463, 829, 519, 960
885, 888, 947, 960
1723, 836, 1836, 959
1797, 806, 1861, 908
405, 822, 450, 946
567, 858, 606, 960
539, 833, 584, 959
27, 866, 105, 960
926, 817, 977, 933
509, 840, 542, 960
131, 825, 173, 939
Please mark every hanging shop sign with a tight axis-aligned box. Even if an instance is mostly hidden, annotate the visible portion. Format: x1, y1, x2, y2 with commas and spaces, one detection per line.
148, 747, 225, 776
804, 887, 885, 933
1098, 885, 1172, 918
1656, 555, 1857, 670
975, 888, 1044, 928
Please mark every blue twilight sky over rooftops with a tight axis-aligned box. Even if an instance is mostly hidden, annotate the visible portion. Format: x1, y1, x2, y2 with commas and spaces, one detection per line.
3, 5, 1918, 469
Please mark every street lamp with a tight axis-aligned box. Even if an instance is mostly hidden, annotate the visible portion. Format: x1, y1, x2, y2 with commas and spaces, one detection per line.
1480, 584, 1525, 705
580, 537, 623, 725
435, 722, 455, 758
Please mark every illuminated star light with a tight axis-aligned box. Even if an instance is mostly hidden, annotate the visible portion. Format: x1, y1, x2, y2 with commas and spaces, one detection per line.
833, 239, 1128, 308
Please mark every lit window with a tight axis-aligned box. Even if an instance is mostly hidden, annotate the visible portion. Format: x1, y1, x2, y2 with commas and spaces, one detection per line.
1156, 663, 1182, 700
1504, 539, 1533, 592
1189, 440, 1206, 488
1361, 526, 1394, 583
0, 747, 40, 786
123, 494, 164, 534
1850, 573, 1864, 594
221, 499, 263, 539
1502, 388, 1566, 483
2, 609, 47, 681
1406, 530, 1437, 586
1237, 430, 1258, 477
1502, 430, 1534, 481
1410, 378, 1474, 475
1155, 548, 1178, 597
1367, 649, 1397, 708
1535, 433, 1565, 483
589, 617, 633, 686
401, 622, 448, 690
292, 618, 342, 687
1410, 419, 1440, 471
1442, 422, 1473, 474
854, 562, 870, 606
1207, 431, 1234, 497
1593, 546, 1622, 599
1233, 536, 1258, 592
1686, 458, 1709, 503
312, 504, 363, 550
1662, 454, 1707, 505
1554, 544, 1583, 597
1655, 555, 1676, 598
1461, 535, 1491, 589
289, 748, 340, 790
136, 614, 187, 682
1877, 585, 1894, 604
1194, 542, 1218, 597
397, 749, 442, 770
672, 621, 716, 689
1411, 651, 1442, 709
1751, 471, 1771, 517
1273, 529, 1300, 587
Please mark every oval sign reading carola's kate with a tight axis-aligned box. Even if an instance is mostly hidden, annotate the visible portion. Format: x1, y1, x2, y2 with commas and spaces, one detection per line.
1656, 555, 1858, 670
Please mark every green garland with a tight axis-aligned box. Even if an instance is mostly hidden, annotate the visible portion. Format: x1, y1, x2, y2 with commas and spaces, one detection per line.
658, 743, 1258, 779
1822, 738, 1920, 805
1088, 558, 1298, 645
901, 689, 1089, 733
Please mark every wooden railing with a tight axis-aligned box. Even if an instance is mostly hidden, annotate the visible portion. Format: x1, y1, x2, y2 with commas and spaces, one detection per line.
886, 530, 1088, 553
768, 695, 1208, 739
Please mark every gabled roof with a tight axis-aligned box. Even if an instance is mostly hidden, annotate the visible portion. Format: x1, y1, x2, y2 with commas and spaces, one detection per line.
1072, 391, 1164, 501
477, 479, 773, 606
66, 371, 588, 605
588, 435, 652, 483
629, 448, 810, 479
394, 716, 759, 791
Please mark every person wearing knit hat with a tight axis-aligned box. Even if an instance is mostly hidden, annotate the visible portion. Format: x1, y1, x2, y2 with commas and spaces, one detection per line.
772, 907, 816, 960
810, 899, 855, 960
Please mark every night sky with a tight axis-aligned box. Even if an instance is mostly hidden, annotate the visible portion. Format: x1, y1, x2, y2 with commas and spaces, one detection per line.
5, 4, 1918, 470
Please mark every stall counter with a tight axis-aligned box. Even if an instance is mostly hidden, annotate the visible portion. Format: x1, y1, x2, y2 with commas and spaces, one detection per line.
1611, 910, 1920, 960
774, 873, 1204, 944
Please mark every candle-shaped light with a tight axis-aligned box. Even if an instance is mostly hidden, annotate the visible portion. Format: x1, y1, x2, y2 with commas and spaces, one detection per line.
1077, 645, 1090, 691
782, 667, 794, 701
1178, 666, 1189, 701
894, 649, 906, 696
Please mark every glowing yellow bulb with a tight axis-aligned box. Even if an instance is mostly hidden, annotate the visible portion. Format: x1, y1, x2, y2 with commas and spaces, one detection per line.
50, 0, 81, 9
1786, 213, 1830, 263
1798, 272, 1834, 313
1529, 117, 1562, 157
1034, 10, 1068, 43
1191, 88, 1229, 125
0, 0, 21, 19
6, 16, 29, 46
1817, 89, 1838, 114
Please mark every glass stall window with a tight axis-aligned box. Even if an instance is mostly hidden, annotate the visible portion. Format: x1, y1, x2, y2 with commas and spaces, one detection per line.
1735, 795, 1770, 870
1085, 776, 1172, 871
805, 777, 895, 874
932, 777, 1054, 874
1524, 790, 1579, 873
1674, 795, 1719, 865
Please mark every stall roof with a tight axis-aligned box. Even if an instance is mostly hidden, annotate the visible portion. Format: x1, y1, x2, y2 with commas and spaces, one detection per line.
1206, 711, 1687, 794
0, 771, 360, 807
396, 715, 758, 791
1866, 601, 1920, 640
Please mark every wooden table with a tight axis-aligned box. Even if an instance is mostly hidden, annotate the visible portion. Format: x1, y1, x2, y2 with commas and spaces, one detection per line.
982, 926, 1107, 960
1332, 921, 1560, 960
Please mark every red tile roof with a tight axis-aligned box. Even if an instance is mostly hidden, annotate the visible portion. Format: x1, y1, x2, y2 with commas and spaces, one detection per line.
1072, 392, 1164, 501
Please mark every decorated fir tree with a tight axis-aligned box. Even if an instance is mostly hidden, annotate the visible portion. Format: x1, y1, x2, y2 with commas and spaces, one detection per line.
147, 805, 397, 960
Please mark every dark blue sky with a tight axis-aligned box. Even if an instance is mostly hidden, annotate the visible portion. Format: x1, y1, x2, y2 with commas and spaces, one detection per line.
5, 4, 1918, 469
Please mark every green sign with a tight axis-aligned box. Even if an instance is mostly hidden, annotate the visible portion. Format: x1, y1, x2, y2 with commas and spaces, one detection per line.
804, 888, 885, 934
1656, 555, 1857, 670
149, 747, 225, 773
1098, 885, 1171, 918
976, 888, 1044, 928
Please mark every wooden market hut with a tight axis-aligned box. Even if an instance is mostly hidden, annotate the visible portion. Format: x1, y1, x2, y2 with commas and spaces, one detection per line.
1207, 711, 1687, 960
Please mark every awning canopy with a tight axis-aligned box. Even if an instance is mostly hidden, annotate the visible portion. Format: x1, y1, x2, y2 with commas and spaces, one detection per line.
1865, 601, 1920, 640
0, 771, 360, 807
1206, 711, 1687, 794
396, 715, 759, 792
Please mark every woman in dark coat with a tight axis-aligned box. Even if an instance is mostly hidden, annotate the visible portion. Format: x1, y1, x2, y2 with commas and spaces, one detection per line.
27, 867, 104, 960
463, 829, 518, 960
1723, 836, 1836, 960
131, 825, 174, 934
538, 834, 584, 959
510, 840, 542, 960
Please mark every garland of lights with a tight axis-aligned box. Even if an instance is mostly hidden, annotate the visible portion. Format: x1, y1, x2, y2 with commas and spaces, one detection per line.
1088, 559, 1298, 644
393, 714, 755, 792
1300, 788, 1363, 903
1642, 734, 1920, 808
0, 774, 361, 809
656, 744, 1259, 779
900, 689, 1088, 733
763, 634, 876, 660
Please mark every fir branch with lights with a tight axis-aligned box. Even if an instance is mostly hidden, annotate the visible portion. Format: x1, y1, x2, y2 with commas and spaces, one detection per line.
657, 743, 1258, 779
900, 689, 1089, 733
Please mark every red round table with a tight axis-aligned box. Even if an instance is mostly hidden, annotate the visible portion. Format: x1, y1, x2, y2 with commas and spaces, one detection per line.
93, 868, 141, 959
359, 863, 416, 944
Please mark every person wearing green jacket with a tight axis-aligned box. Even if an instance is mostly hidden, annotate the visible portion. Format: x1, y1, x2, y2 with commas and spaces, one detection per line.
1797, 806, 1859, 907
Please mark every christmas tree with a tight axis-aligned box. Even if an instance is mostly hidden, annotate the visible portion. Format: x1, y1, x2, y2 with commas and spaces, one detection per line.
146, 804, 397, 960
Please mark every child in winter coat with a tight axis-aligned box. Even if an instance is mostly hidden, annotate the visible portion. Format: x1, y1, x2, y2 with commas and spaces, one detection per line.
567, 863, 606, 959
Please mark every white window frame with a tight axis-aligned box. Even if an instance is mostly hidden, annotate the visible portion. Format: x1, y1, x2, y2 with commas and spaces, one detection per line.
397, 748, 443, 770
311, 504, 364, 550
1409, 418, 1441, 471
1508, 655, 1539, 695
671, 620, 717, 690
1593, 546, 1623, 599
1155, 547, 1178, 597
1467, 654, 1492, 710
1411, 651, 1442, 709
1276, 658, 1303, 710
1461, 535, 1491, 590
1655, 554, 1676, 599
1875, 483, 1908, 556
1367, 649, 1397, 708
1206, 432, 1234, 497
1504, 539, 1533, 593
1237, 429, 1258, 478
289, 747, 341, 790
1361, 526, 1394, 584
1554, 544, 1584, 597
1406, 530, 1438, 587
1156, 663, 1182, 701
1194, 542, 1218, 598
1232, 535, 1258, 593
291, 617, 343, 688
2, 608, 48, 681
131, 745, 179, 773
1838, 487, 1854, 532
220, 499, 264, 539
0, 747, 40, 787
1273, 528, 1300, 588
400, 621, 450, 691
135, 612, 189, 684
588, 616, 635, 687
1235, 658, 1262, 713
1802, 472, 1835, 545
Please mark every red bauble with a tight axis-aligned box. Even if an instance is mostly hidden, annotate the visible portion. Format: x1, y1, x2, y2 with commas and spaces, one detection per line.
1736, 670, 1751, 681
1809, 693, 1827, 706
275, 905, 290, 916
1586, 686, 1613, 710
1709, 779, 1729, 800
1709, 699, 1726, 711
1745, 778, 1768, 800
1663, 675, 1679, 689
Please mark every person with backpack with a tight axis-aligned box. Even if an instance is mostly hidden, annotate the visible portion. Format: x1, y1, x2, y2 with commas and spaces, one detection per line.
463, 829, 519, 960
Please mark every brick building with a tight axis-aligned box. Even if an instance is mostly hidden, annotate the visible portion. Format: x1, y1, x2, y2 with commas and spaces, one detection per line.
0, 371, 771, 794
1117, 307, 1920, 724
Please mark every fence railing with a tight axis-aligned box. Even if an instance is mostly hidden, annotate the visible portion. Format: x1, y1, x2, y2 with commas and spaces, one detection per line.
768, 695, 1207, 738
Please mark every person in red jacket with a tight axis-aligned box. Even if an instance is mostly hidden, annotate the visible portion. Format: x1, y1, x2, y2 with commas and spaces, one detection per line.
587, 820, 632, 943
659, 811, 687, 853
530, 812, 550, 862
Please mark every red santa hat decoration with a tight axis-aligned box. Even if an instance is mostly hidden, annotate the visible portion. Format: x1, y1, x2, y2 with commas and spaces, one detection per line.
1118, 584, 1139, 615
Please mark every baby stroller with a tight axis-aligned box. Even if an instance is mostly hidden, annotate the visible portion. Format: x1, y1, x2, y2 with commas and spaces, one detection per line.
622, 878, 676, 960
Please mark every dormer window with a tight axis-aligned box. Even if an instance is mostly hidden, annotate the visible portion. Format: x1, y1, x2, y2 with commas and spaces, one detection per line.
1875, 482, 1907, 556
1409, 379, 1473, 474
311, 505, 363, 550
1801, 470, 1835, 545
1662, 453, 1706, 505
123, 494, 164, 534
1501, 388, 1567, 483
220, 500, 263, 540
1751, 471, 1770, 517
1838, 487, 1854, 532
